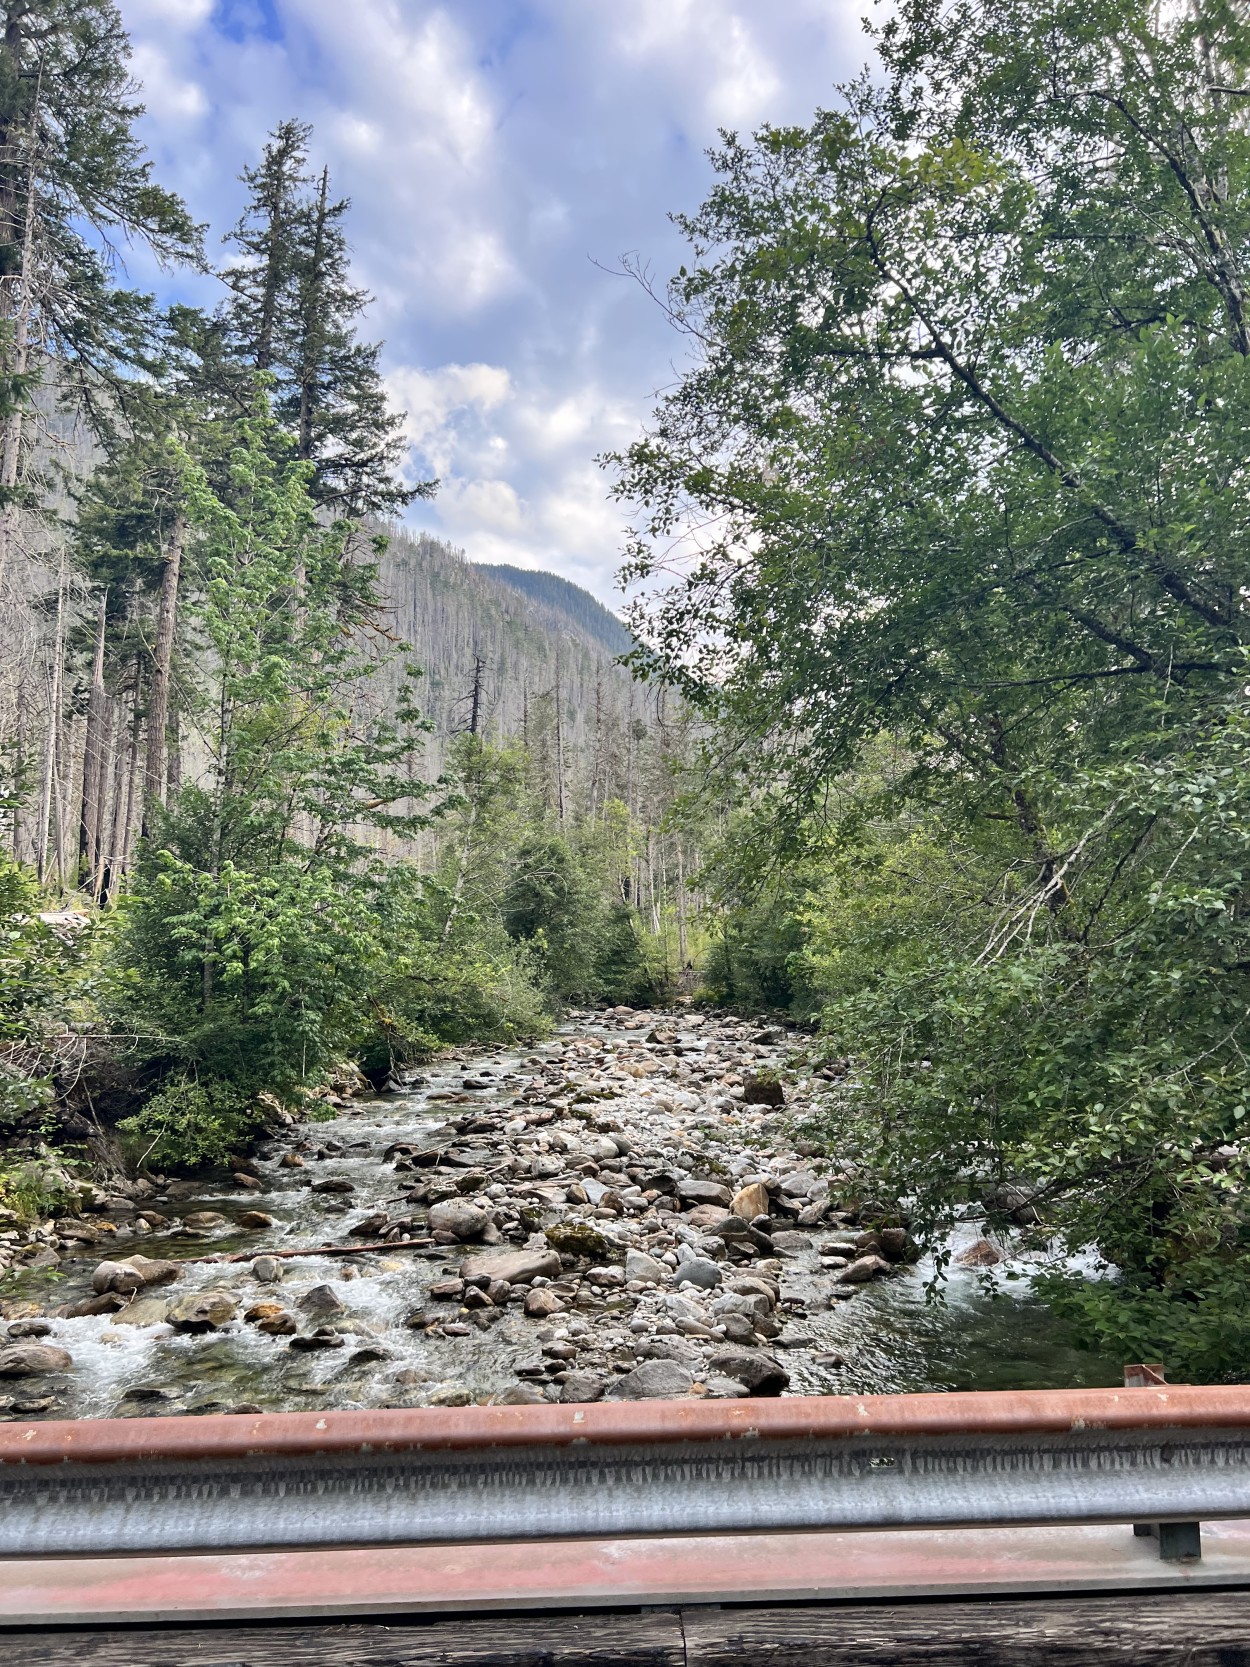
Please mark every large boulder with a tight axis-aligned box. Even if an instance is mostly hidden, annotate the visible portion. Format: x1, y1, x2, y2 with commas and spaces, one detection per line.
742, 1075, 786, 1107
604, 1359, 693, 1400
543, 1221, 619, 1262
166, 1289, 238, 1331
707, 1347, 789, 1396
624, 1248, 667, 1284
730, 1181, 770, 1221
297, 1284, 345, 1320
459, 1248, 562, 1284
113, 1297, 172, 1328
0, 1342, 73, 1376
836, 1253, 891, 1285
677, 1178, 733, 1208
427, 1199, 490, 1242
673, 1255, 721, 1291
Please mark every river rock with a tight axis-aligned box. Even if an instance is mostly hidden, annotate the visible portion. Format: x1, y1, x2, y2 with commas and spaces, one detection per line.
604, 1359, 694, 1400
279, 1153, 305, 1168
6, 1320, 51, 1338
559, 1372, 605, 1403
524, 1287, 565, 1318
428, 1383, 474, 1406
684, 1204, 730, 1229
238, 1210, 275, 1230
730, 1181, 770, 1221
252, 1255, 283, 1282
92, 1253, 178, 1293
290, 1326, 345, 1351
428, 1199, 491, 1242
499, 1384, 547, 1405
955, 1238, 1004, 1268
705, 1373, 751, 1398
258, 1311, 298, 1336
113, 1297, 171, 1328
770, 1231, 811, 1254
310, 1178, 355, 1195
461, 1248, 561, 1286
677, 1178, 732, 1207
727, 1275, 777, 1307
60, 1292, 127, 1319
779, 1170, 819, 1198
672, 1255, 721, 1291
245, 1301, 287, 1323
167, 1289, 238, 1330
742, 1074, 786, 1107
836, 1253, 891, 1284
297, 1284, 345, 1319
707, 1347, 789, 1395
625, 1249, 667, 1284
91, 1259, 144, 1295
544, 1221, 619, 1261
0, 1343, 73, 1376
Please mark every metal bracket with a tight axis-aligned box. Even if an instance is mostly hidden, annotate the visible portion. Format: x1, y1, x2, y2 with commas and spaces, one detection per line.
1126, 1364, 1202, 1562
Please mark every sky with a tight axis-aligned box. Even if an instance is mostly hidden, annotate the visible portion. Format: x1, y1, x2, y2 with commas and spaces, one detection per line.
117, 0, 865, 605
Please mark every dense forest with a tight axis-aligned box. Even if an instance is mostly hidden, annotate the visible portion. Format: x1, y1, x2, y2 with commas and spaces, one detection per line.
613, 0, 1250, 1376
0, 5, 698, 1209
7, 0, 1250, 1386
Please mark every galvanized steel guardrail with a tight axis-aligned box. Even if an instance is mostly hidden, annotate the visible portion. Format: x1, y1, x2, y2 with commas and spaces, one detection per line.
1, 1382, 1247, 1562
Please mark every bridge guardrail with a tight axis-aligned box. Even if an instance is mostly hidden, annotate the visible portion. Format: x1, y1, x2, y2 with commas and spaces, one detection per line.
0, 1381, 1246, 1562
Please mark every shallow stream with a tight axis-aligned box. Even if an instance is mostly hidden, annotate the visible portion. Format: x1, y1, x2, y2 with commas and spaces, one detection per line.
0, 1013, 1120, 1419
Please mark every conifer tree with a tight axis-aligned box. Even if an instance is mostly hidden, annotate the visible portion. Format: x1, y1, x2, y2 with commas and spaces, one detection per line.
0, 1, 200, 449
221, 118, 310, 376
222, 122, 431, 517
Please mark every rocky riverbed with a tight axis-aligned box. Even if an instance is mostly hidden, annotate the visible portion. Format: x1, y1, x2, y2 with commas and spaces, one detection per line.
0, 1010, 1119, 1419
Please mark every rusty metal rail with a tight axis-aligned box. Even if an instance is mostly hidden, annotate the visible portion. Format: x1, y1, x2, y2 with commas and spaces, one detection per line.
2, 1385, 1250, 1560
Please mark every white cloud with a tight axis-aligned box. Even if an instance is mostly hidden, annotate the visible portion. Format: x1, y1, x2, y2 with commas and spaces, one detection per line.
117, 0, 865, 601
122, 0, 214, 31
130, 43, 208, 123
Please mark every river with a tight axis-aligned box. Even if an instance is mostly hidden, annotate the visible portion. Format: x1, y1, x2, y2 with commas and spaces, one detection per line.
0, 1010, 1120, 1420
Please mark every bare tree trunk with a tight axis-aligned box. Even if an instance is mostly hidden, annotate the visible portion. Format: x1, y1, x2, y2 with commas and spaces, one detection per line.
676, 837, 688, 968
554, 649, 566, 824
34, 563, 65, 883
78, 588, 108, 880
0, 67, 41, 593
11, 674, 26, 859
94, 700, 121, 902
166, 706, 181, 798
142, 511, 184, 831
119, 683, 143, 878
89, 701, 115, 900
100, 680, 139, 904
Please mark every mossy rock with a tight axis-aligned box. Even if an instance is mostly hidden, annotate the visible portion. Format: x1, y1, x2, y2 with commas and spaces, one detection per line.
544, 1221, 621, 1263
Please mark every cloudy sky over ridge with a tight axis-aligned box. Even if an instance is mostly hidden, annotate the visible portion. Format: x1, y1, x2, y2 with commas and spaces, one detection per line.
117, 0, 862, 603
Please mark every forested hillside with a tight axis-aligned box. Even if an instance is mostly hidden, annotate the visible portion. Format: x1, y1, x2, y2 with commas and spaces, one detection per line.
377, 534, 637, 782
474, 563, 633, 656
0, 4, 697, 1212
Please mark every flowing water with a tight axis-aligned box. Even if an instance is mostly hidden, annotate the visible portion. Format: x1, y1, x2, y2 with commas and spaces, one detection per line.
0, 1014, 1120, 1420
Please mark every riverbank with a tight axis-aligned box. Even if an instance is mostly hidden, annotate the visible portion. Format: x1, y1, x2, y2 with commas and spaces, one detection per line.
0, 1010, 1119, 1418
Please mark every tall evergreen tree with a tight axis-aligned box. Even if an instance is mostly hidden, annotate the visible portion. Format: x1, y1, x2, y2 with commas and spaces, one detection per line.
222, 122, 431, 517
0, 1, 201, 461
221, 117, 310, 376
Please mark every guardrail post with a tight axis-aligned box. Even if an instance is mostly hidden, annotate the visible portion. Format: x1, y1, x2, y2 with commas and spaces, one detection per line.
1126, 1363, 1202, 1562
